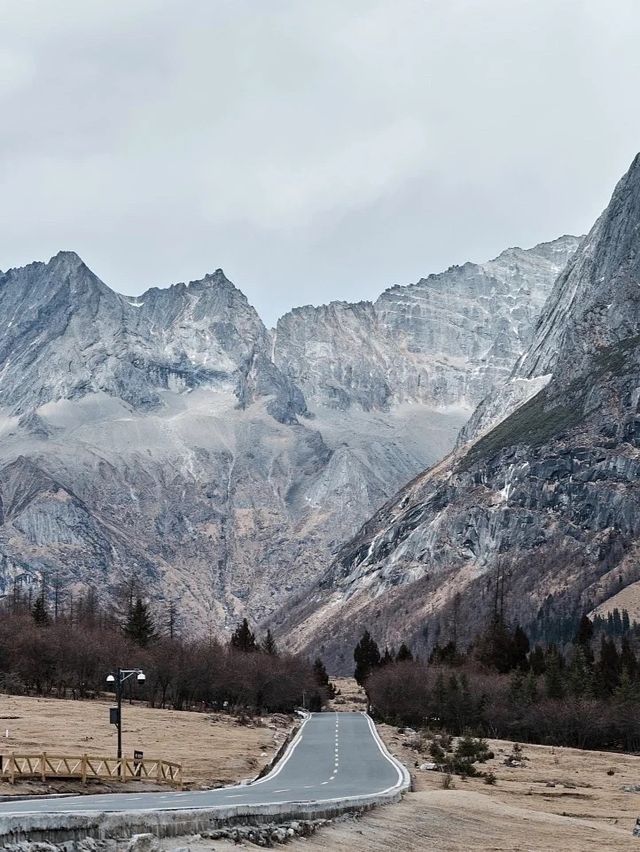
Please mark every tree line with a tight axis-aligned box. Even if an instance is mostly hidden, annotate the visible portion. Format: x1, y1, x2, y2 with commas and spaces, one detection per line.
354, 613, 640, 751
0, 588, 331, 714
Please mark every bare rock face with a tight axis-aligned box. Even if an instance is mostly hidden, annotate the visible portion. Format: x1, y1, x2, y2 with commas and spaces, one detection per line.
0, 235, 577, 630
276, 155, 640, 671
273, 237, 579, 412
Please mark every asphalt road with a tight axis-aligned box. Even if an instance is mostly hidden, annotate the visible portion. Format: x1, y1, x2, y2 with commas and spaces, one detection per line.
0, 712, 407, 815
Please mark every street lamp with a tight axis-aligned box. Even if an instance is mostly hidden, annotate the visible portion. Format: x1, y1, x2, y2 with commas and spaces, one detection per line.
106, 668, 146, 769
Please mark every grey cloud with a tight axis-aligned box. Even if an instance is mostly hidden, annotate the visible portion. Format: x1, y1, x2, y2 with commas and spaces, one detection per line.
0, 0, 639, 324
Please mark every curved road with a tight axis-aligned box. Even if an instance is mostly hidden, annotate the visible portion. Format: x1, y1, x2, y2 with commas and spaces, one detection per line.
0, 712, 408, 816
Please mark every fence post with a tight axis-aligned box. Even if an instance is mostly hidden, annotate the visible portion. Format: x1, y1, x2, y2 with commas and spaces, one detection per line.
41, 752, 46, 782
9, 754, 14, 785
157, 760, 162, 783
81, 754, 87, 785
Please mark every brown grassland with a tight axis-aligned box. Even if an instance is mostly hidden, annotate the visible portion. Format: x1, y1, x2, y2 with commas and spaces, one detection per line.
0, 693, 290, 795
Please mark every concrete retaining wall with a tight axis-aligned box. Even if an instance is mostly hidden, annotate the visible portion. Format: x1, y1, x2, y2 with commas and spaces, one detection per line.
0, 789, 406, 845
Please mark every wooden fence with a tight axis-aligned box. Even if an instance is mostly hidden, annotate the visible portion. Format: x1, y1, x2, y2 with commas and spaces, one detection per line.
0, 753, 182, 788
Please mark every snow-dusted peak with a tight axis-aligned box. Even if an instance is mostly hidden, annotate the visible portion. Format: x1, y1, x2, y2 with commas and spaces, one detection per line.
0, 255, 302, 420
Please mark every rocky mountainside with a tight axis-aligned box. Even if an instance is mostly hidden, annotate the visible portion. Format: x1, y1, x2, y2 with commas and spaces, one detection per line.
273, 237, 578, 412
275, 154, 640, 671
0, 236, 577, 631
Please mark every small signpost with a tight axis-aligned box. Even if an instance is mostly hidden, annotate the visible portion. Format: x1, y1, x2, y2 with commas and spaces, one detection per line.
134, 749, 143, 777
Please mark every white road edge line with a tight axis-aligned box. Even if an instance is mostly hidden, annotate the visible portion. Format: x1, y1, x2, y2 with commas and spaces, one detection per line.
362, 712, 411, 795
248, 710, 312, 788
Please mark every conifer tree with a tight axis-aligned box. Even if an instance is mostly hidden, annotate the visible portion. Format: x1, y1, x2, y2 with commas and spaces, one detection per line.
261, 629, 278, 655
523, 669, 539, 705
544, 648, 564, 700
396, 643, 413, 663
433, 670, 447, 720
528, 645, 546, 675
574, 614, 595, 662
124, 598, 157, 647
230, 618, 257, 653
567, 646, 593, 697
512, 626, 530, 670
381, 646, 394, 666
620, 635, 637, 681
32, 595, 50, 626
429, 641, 462, 666
476, 615, 529, 673
597, 636, 621, 695
353, 630, 381, 685
508, 669, 525, 707
614, 667, 638, 702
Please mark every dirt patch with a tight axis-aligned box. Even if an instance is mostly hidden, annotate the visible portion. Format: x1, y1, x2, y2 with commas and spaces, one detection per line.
327, 677, 367, 711
0, 693, 291, 796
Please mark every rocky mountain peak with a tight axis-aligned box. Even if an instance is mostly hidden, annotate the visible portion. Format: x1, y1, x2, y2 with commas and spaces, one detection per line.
462, 156, 640, 444
518, 154, 640, 384
49, 249, 86, 270
273, 235, 580, 414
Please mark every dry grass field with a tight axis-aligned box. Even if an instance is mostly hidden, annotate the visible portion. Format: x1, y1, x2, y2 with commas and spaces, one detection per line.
0, 693, 291, 795
166, 726, 639, 851
302, 678, 639, 850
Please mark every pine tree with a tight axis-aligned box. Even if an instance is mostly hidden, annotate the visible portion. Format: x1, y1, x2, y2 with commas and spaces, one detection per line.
613, 608, 623, 636
353, 630, 381, 685
166, 600, 178, 639
620, 635, 637, 681
230, 618, 257, 652
574, 614, 594, 662
312, 657, 335, 696
429, 641, 462, 666
380, 647, 394, 666
528, 645, 546, 675
396, 643, 413, 663
512, 626, 530, 670
433, 670, 446, 722
567, 646, 592, 697
614, 667, 638, 703
597, 636, 621, 696
544, 649, 564, 700
261, 629, 278, 655
508, 670, 525, 707
32, 596, 50, 626
523, 669, 539, 705
476, 616, 515, 673
124, 598, 157, 647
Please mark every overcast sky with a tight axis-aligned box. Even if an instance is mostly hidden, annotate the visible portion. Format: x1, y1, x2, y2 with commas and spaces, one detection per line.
1, 1, 639, 325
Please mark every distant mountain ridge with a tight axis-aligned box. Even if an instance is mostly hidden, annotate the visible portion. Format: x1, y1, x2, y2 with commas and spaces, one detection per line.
273, 236, 579, 413
0, 235, 579, 631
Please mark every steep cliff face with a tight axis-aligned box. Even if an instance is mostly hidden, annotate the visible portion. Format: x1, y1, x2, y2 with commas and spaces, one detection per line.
0, 234, 577, 631
273, 237, 579, 412
276, 155, 640, 671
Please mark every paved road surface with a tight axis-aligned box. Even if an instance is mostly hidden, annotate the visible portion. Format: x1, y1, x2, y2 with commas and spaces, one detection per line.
0, 712, 406, 815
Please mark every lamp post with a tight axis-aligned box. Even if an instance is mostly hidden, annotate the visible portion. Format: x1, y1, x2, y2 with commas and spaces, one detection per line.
106, 668, 146, 768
